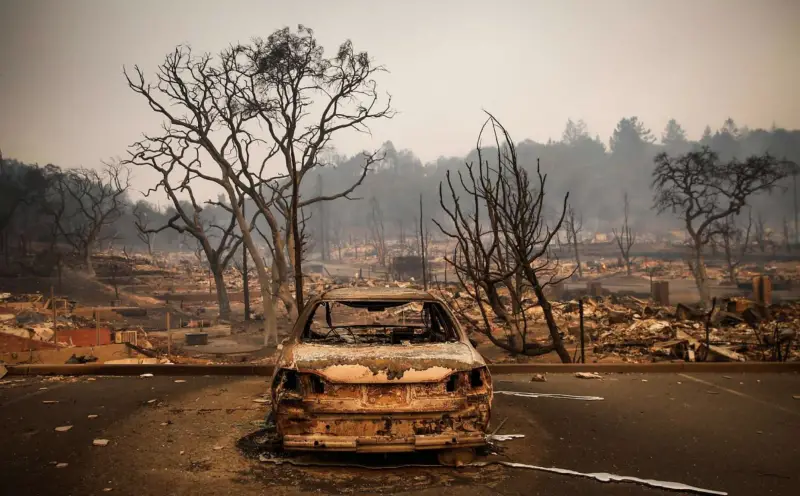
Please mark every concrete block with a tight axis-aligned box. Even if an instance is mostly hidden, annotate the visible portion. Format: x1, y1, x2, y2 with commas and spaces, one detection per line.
651, 281, 670, 306
587, 281, 603, 297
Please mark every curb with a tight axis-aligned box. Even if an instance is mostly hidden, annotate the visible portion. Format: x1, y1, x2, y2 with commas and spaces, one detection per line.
5, 363, 274, 377
4, 362, 800, 377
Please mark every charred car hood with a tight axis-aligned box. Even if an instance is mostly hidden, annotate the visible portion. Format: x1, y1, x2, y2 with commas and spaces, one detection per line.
281, 342, 485, 383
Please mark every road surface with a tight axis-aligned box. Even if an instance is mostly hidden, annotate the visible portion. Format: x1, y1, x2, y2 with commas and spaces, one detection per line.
1, 372, 798, 495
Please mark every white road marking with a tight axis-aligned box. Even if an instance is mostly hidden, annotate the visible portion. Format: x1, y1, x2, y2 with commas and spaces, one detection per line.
678, 374, 799, 418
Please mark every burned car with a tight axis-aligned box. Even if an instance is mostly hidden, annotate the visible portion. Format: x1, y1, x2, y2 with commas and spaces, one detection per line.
270, 288, 492, 461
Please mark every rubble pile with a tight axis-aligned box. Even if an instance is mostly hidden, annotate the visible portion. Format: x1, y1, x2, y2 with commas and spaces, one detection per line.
419, 284, 798, 363
0, 292, 157, 362
556, 295, 798, 363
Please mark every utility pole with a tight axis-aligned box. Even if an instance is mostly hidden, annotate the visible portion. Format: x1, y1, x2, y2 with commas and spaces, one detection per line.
317, 174, 327, 261
242, 201, 250, 321
420, 194, 427, 290
51, 285, 58, 348
166, 311, 171, 356
793, 169, 798, 246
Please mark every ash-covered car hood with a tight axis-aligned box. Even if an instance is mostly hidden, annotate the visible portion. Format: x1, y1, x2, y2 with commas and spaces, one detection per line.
280, 342, 485, 383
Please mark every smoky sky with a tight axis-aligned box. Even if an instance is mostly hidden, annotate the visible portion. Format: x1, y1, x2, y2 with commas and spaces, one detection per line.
1, 0, 798, 183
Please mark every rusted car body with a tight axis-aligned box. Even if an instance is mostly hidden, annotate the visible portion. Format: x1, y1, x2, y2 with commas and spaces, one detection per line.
270, 288, 492, 455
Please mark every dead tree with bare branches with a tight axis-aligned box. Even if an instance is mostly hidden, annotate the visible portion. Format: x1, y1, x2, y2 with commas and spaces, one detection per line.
436, 113, 572, 362
652, 147, 791, 305
129, 156, 247, 319
564, 207, 583, 278
42, 162, 130, 277
132, 202, 157, 256
124, 25, 393, 337
612, 191, 636, 275
713, 211, 752, 285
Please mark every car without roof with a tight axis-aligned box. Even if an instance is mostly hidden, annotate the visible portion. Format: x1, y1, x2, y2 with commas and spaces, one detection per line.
269, 287, 493, 462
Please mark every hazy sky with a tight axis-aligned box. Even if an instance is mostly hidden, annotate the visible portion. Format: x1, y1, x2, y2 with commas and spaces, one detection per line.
1, 0, 799, 176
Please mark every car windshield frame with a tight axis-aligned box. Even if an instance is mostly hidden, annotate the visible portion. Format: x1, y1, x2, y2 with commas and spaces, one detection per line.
298, 299, 464, 345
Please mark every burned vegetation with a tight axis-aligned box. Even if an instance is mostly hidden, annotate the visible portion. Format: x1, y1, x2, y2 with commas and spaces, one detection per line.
436, 114, 573, 362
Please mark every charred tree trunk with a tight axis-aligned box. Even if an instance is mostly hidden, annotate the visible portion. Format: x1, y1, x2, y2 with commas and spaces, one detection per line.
525, 266, 571, 363
210, 262, 231, 319
722, 236, 737, 285
689, 242, 712, 306
229, 198, 278, 346
84, 247, 95, 278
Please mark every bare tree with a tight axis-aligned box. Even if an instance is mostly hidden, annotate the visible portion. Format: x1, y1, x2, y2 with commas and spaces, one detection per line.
132, 202, 157, 256
43, 162, 130, 277
612, 191, 636, 276
368, 196, 387, 266
713, 211, 752, 285
436, 113, 572, 362
124, 25, 392, 337
129, 156, 246, 319
564, 206, 583, 278
652, 147, 790, 305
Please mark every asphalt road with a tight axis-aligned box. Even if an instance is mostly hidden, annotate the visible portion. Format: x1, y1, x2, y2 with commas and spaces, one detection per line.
0, 372, 798, 495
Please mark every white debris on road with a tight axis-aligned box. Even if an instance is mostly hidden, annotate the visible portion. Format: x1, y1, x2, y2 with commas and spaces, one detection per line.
574, 372, 603, 379
471, 461, 728, 496
487, 434, 525, 442
495, 391, 604, 401
54, 426, 73, 432
93, 439, 109, 447
140, 373, 154, 378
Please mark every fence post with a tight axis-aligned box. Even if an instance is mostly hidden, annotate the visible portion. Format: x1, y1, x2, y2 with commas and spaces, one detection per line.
579, 298, 585, 364
166, 311, 171, 357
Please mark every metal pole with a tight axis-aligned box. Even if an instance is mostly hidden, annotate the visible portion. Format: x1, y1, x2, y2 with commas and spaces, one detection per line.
51, 285, 58, 348
166, 311, 171, 357
420, 194, 427, 291
579, 299, 585, 364
242, 214, 250, 321
793, 171, 798, 246
95, 308, 99, 346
